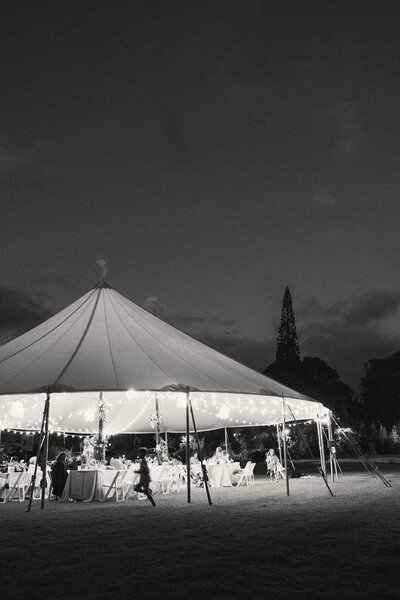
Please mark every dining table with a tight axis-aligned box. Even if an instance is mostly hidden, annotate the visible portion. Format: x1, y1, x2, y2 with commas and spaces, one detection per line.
61, 464, 180, 502
190, 461, 240, 487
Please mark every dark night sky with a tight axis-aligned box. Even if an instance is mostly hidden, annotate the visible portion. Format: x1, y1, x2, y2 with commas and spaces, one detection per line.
2, 0, 400, 390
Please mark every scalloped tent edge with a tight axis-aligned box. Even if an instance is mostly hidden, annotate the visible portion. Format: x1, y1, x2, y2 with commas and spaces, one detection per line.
0, 282, 328, 434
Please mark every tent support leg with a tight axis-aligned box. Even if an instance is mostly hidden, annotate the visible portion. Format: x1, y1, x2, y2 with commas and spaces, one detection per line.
27, 392, 49, 513
285, 402, 334, 497
185, 393, 191, 503
316, 407, 326, 476
327, 410, 334, 483
165, 431, 169, 459
187, 391, 212, 506
276, 423, 283, 464
155, 394, 162, 465
281, 395, 289, 497
41, 392, 50, 509
224, 427, 229, 454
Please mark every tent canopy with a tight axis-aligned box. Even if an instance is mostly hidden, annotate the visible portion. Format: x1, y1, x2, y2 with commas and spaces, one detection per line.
0, 282, 325, 434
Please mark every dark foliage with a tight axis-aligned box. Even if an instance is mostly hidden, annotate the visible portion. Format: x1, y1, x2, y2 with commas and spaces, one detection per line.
265, 356, 353, 424
359, 351, 400, 428
275, 286, 300, 369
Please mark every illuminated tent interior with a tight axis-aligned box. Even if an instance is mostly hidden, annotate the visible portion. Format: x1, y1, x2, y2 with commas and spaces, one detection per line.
0, 282, 326, 436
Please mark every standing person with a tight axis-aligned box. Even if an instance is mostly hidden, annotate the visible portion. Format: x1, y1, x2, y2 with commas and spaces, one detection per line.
51, 452, 68, 500
266, 448, 283, 482
134, 448, 156, 506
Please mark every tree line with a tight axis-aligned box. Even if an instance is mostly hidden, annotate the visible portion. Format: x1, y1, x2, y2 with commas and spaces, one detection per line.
263, 287, 400, 453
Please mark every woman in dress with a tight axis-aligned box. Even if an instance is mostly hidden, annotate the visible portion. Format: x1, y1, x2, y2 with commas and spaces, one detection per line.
51, 452, 68, 500
266, 448, 283, 482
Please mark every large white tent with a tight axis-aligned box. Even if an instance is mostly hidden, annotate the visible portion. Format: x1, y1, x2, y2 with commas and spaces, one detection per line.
0, 282, 325, 436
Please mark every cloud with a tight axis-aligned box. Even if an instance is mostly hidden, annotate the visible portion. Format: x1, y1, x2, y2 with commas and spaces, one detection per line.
344, 290, 400, 327
298, 289, 400, 390
31, 273, 70, 289
0, 285, 52, 345
167, 289, 400, 392
168, 315, 237, 338
166, 311, 275, 371
143, 297, 168, 318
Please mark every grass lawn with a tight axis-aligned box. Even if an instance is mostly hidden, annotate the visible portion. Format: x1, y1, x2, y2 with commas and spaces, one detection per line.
1, 464, 398, 600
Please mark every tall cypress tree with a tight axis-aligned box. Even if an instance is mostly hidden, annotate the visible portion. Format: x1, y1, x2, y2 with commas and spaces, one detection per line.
275, 286, 300, 367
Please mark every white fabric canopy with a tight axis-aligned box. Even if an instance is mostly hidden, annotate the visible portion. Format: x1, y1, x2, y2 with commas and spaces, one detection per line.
0, 282, 325, 433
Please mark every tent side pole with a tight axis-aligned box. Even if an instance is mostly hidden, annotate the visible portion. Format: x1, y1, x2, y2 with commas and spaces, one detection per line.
155, 394, 162, 465
316, 406, 326, 475
27, 394, 48, 513
188, 392, 212, 506
282, 395, 289, 497
224, 427, 229, 454
327, 410, 334, 483
276, 423, 283, 463
186, 392, 191, 504
41, 392, 50, 509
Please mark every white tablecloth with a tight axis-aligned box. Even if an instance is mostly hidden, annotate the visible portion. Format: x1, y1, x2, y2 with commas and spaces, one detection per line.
61, 467, 168, 502
61, 469, 131, 502
190, 462, 240, 487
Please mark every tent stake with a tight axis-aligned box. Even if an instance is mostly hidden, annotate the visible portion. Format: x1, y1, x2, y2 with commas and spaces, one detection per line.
281, 395, 289, 497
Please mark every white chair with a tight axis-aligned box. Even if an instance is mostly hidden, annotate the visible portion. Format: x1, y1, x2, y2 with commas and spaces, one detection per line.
161, 465, 182, 494
0, 474, 9, 503
101, 470, 126, 502
269, 461, 285, 481
234, 462, 256, 486
151, 465, 170, 495
7, 472, 26, 502
25, 470, 47, 500
123, 470, 139, 500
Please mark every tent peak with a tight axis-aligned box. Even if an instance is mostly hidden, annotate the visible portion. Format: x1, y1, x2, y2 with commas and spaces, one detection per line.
95, 280, 112, 289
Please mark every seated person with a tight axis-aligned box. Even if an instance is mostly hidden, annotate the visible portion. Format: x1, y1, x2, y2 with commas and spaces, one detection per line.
169, 449, 182, 465
10, 456, 24, 472
27, 456, 42, 474
190, 451, 200, 464
214, 446, 224, 464
109, 455, 124, 469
